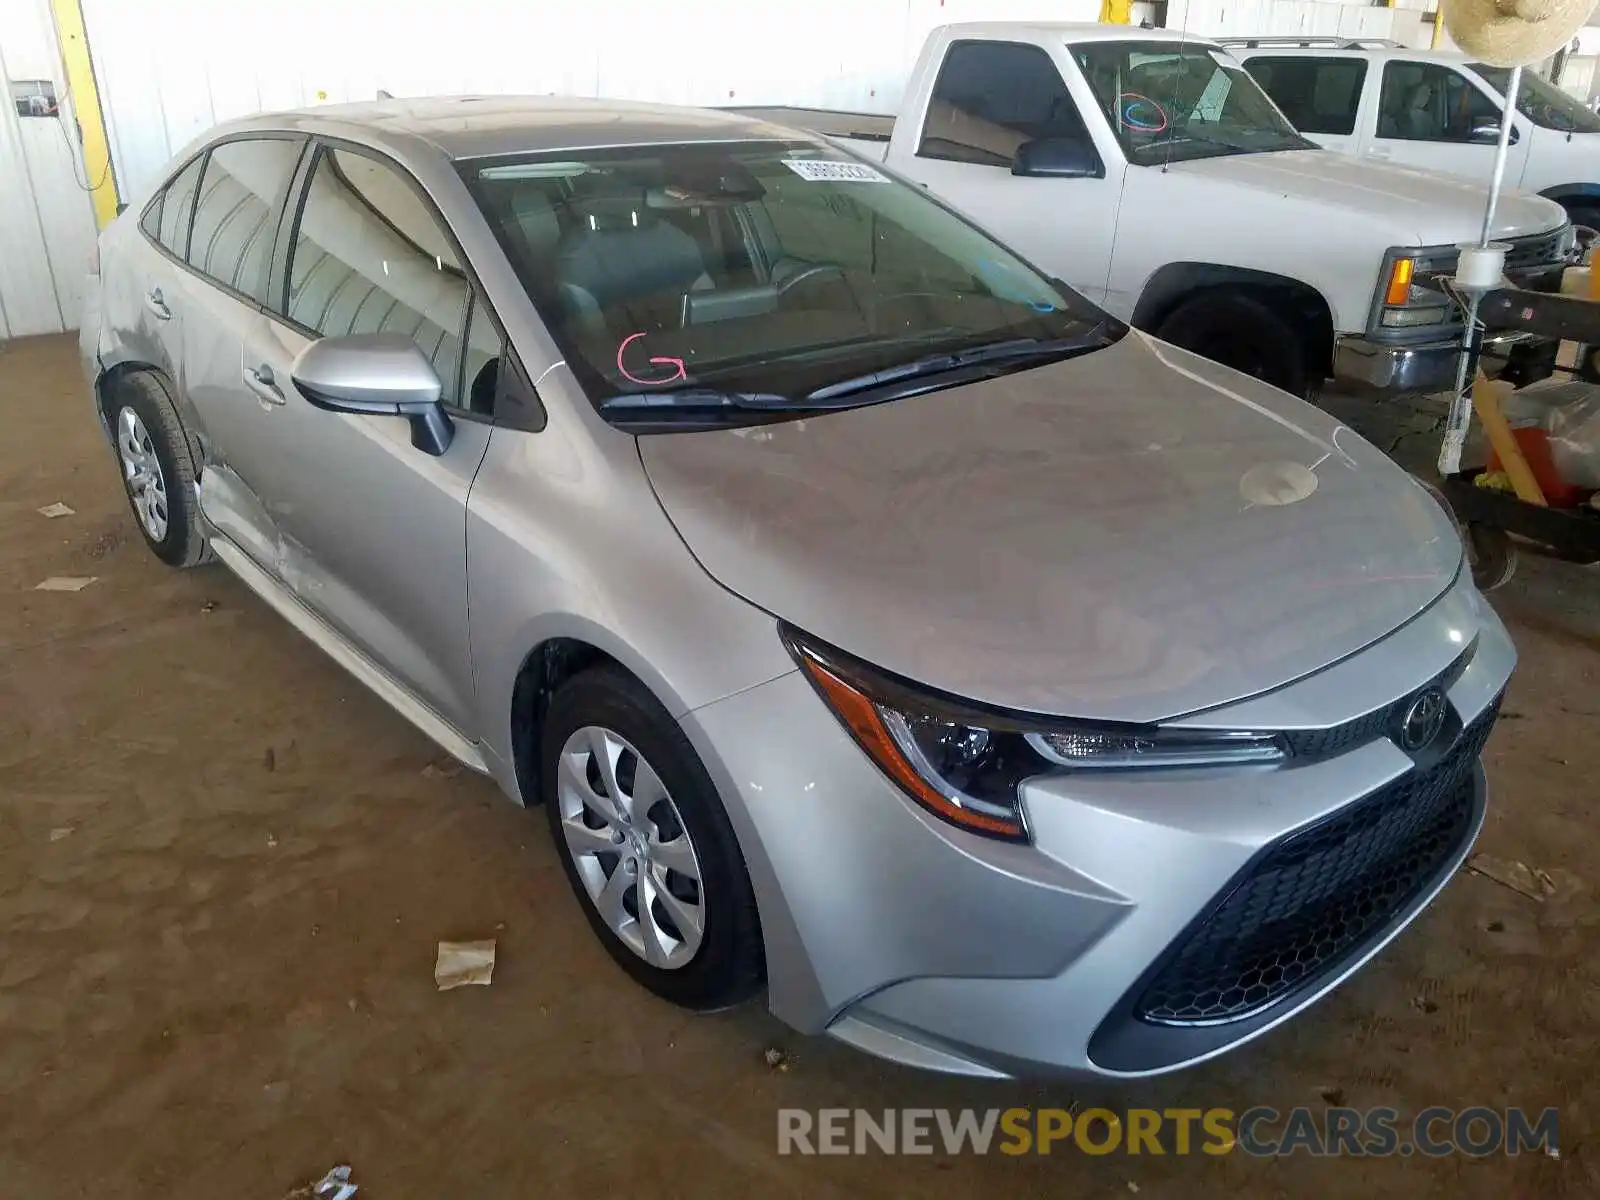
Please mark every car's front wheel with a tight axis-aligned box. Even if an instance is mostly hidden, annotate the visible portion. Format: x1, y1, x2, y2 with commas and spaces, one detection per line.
541, 665, 764, 1010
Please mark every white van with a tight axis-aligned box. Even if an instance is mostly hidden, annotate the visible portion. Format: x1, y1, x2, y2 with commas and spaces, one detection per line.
1230, 38, 1600, 229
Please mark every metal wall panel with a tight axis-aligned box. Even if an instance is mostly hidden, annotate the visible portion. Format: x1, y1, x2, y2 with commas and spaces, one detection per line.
0, 0, 99, 337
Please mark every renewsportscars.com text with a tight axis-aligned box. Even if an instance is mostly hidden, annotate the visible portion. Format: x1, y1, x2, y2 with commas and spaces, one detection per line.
777, 1106, 1560, 1158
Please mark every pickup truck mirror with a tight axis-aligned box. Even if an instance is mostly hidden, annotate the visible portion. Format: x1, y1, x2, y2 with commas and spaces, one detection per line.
1011, 137, 1102, 179
1468, 122, 1520, 146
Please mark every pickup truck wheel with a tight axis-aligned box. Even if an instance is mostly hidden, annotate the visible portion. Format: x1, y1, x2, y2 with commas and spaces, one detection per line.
1155, 293, 1310, 399
1562, 202, 1600, 236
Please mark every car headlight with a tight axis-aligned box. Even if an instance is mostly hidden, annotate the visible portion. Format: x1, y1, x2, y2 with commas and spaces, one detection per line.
783, 628, 1286, 843
1377, 246, 1457, 329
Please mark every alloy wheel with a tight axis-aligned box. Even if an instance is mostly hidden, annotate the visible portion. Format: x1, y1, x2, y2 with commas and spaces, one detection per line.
116, 406, 169, 541
555, 725, 706, 970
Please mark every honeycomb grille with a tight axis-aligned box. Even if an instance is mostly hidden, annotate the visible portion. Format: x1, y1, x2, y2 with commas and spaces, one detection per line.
1282, 652, 1469, 761
1134, 701, 1499, 1027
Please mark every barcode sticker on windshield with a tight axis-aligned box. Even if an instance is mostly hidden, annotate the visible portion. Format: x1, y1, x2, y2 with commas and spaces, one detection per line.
782, 159, 889, 183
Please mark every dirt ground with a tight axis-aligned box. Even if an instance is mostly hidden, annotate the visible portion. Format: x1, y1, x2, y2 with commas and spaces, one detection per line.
1, 332, 1596, 1198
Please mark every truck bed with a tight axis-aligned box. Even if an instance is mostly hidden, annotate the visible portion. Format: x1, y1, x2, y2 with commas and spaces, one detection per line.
728, 106, 895, 157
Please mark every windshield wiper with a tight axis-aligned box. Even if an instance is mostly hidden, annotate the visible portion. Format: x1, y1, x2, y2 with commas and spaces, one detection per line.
600, 387, 791, 412
805, 327, 1112, 403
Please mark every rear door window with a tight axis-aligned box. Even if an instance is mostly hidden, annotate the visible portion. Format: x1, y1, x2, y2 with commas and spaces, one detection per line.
187, 136, 305, 303
152, 156, 205, 259
1244, 56, 1368, 136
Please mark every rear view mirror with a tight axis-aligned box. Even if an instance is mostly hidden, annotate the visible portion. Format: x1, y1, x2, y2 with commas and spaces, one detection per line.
1011, 137, 1103, 179
1468, 122, 1520, 146
290, 332, 453, 456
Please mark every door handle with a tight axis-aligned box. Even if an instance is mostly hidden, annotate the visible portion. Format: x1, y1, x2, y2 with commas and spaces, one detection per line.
244, 362, 286, 406
145, 286, 172, 321
1366, 146, 1392, 160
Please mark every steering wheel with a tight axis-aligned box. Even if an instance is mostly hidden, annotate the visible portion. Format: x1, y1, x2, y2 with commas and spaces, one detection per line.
774, 262, 846, 296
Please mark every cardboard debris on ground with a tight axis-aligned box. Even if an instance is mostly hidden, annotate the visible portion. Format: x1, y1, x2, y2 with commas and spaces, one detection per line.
48, 827, 74, 842
1468, 853, 1559, 902
422, 757, 464, 780
34, 576, 98, 592
435, 939, 496, 990
36, 502, 75, 518
282, 1164, 357, 1200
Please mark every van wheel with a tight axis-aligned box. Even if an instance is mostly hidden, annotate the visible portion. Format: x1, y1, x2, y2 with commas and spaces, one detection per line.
1563, 202, 1600, 237
108, 372, 213, 568
1156, 292, 1310, 399
541, 665, 764, 1010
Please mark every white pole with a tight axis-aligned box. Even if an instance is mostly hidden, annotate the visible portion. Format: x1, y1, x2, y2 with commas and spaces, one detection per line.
1440, 65, 1524, 477
1477, 65, 1522, 248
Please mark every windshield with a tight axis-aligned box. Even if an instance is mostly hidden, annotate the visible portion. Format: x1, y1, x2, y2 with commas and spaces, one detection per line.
1471, 64, 1600, 134
463, 141, 1117, 424
1072, 41, 1314, 164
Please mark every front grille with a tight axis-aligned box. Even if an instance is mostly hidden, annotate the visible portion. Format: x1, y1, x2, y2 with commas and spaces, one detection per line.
1134, 701, 1499, 1026
1504, 227, 1568, 272
1282, 651, 1469, 761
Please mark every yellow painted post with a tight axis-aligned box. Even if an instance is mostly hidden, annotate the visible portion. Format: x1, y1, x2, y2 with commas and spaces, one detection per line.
1431, 8, 1446, 49
1099, 0, 1133, 25
47, 0, 118, 228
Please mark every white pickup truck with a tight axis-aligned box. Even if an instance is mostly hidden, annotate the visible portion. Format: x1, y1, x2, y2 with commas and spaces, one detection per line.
1230, 39, 1600, 231
739, 21, 1574, 399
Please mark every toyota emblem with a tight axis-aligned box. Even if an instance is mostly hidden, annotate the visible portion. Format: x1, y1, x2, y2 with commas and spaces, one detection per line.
1399, 688, 1448, 752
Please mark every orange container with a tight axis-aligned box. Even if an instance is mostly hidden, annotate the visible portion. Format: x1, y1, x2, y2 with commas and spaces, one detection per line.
1487, 427, 1585, 508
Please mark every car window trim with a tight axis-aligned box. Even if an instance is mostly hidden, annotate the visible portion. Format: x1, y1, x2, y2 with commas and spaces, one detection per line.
138, 132, 310, 314
140, 150, 206, 264
271, 135, 542, 430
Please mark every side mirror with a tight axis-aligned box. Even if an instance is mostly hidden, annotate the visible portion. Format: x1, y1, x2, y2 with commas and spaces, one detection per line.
1011, 137, 1102, 179
290, 332, 453, 456
1468, 122, 1520, 146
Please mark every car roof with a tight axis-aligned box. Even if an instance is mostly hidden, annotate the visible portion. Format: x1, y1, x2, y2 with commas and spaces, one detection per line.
206, 95, 814, 162
939, 20, 1222, 46
1226, 43, 1478, 67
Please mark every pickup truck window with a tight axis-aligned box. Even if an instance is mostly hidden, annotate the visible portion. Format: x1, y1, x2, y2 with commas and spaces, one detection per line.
919, 40, 1093, 169
1243, 56, 1367, 137
465, 141, 1117, 422
1470, 63, 1600, 134
1376, 62, 1499, 142
1072, 41, 1311, 164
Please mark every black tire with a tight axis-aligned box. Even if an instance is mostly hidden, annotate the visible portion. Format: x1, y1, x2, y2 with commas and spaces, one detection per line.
1155, 292, 1312, 399
541, 665, 763, 1010
106, 372, 212, 568
1466, 523, 1518, 592
1562, 202, 1600, 238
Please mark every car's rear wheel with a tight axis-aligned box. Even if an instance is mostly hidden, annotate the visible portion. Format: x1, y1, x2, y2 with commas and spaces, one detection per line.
1155, 292, 1313, 400
541, 665, 763, 1010
109, 372, 212, 568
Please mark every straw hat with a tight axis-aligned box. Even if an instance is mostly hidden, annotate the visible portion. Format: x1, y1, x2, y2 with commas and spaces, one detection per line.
1444, 0, 1596, 68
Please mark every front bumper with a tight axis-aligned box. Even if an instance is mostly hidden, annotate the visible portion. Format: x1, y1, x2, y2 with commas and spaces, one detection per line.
1332, 330, 1548, 397
684, 570, 1515, 1079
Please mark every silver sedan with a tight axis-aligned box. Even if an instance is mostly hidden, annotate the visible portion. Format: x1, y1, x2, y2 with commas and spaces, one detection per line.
80, 97, 1514, 1078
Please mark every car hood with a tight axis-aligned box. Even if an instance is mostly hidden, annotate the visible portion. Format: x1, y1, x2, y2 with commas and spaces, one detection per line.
1171, 149, 1567, 245
640, 333, 1463, 723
